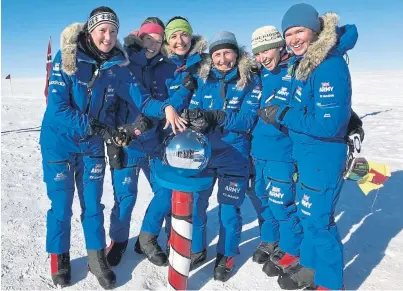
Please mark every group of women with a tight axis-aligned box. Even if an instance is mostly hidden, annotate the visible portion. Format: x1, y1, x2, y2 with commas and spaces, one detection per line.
40, 3, 362, 290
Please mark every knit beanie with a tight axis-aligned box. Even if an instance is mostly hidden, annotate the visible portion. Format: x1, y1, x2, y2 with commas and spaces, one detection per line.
87, 6, 119, 33
165, 18, 193, 41
281, 3, 321, 35
251, 26, 285, 55
209, 31, 238, 55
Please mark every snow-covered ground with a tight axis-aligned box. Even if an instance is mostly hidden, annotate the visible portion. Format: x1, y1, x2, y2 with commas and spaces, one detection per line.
1, 73, 403, 290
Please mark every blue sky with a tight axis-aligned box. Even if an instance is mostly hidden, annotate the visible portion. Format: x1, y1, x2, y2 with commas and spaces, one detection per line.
2, 0, 402, 78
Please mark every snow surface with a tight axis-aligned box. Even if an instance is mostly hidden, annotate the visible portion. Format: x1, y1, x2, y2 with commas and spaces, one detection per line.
1, 74, 403, 290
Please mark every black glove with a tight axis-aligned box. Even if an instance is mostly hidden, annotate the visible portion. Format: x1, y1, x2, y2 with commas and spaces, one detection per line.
258, 105, 290, 125
258, 105, 280, 125
89, 119, 125, 146
181, 108, 226, 134
181, 73, 197, 92
347, 110, 364, 141
106, 144, 124, 169
118, 114, 154, 140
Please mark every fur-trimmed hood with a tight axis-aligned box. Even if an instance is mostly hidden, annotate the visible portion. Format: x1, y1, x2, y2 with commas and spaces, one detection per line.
123, 33, 143, 50
162, 35, 207, 58
295, 13, 340, 81
60, 23, 129, 75
197, 47, 255, 90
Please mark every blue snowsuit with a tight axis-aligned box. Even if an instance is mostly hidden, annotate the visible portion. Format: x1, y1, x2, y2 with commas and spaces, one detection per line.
40, 24, 168, 254
109, 35, 206, 242
250, 55, 302, 256
189, 50, 261, 256
141, 36, 207, 238
273, 19, 358, 289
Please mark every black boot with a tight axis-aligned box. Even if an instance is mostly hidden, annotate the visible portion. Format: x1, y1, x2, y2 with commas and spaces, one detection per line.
135, 232, 168, 266
213, 254, 235, 282
190, 249, 207, 270
277, 265, 315, 290
50, 253, 71, 287
106, 240, 128, 267
253, 241, 278, 264
87, 249, 116, 290
263, 250, 299, 277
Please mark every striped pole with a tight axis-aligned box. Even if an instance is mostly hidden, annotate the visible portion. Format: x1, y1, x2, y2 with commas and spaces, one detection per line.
168, 190, 193, 291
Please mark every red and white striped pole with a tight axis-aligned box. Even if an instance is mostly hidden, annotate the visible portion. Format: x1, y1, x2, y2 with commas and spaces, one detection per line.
168, 190, 193, 291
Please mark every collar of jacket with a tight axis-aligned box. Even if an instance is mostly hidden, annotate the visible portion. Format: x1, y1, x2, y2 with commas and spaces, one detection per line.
294, 13, 341, 81
210, 67, 239, 83
60, 22, 129, 75
198, 46, 254, 90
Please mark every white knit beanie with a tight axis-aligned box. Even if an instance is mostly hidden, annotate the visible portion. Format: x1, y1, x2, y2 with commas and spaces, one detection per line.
251, 26, 285, 55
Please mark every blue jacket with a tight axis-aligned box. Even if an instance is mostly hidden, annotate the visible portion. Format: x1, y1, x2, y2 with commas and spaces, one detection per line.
189, 49, 261, 159
274, 16, 358, 163
40, 23, 168, 155
251, 53, 293, 162
116, 34, 178, 155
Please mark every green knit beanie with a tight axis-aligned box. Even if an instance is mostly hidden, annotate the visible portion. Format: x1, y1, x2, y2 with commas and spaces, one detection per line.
165, 18, 193, 41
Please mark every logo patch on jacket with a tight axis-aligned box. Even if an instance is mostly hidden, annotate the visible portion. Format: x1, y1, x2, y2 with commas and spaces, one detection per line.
319, 82, 334, 93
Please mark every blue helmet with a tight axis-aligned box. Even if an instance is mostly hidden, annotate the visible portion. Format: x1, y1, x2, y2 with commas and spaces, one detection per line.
163, 129, 211, 177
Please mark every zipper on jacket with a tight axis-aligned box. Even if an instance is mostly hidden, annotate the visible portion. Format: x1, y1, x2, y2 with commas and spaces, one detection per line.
124, 101, 130, 123
301, 183, 321, 192
97, 88, 107, 120
85, 66, 100, 114
267, 176, 291, 184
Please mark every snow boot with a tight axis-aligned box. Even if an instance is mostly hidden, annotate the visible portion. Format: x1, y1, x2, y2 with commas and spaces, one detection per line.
135, 232, 168, 267
190, 249, 207, 270
263, 250, 299, 277
252, 241, 278, 264
87, 249, 116, 290
277, 265, 315, 290
106, 240, 128, 267
50, 252, 71, 287
213, 254, 235, 282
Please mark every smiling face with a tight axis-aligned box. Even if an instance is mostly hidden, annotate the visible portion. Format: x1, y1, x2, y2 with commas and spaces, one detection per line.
284, 26, 316, 56
212, 48, 238, 72
168, 30, 192, 56
142, 33, 163, 59
90, 23, 117, 53
255, 47, 282, 71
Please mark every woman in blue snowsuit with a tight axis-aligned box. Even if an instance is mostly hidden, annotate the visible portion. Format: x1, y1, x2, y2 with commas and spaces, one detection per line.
106, 17, 197, 267
40, 6, 184, 289
249, 25, 303, 276
183, 31, 261, 282
134, 16, 207, 264
258, 4, 358, 290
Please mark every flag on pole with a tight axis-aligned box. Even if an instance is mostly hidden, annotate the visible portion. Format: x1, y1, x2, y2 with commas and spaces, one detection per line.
5, 74, 11, 79
44, 37, 52, 104
344, 157, 391, 195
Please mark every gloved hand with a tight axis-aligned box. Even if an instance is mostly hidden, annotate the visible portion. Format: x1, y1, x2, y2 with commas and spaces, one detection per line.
181, 108, 226, 134
258, 105, 280, 125
118, 114, 154, 140
347, 110, 364, 141
106, 144, 124, 169
88, 119, 128, 146
181, 73, 197, 92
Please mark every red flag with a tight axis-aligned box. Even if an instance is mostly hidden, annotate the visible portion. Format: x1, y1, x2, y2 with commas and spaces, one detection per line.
44, 37, 52, 104
5, 74, 11, 80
